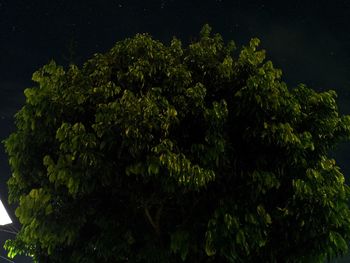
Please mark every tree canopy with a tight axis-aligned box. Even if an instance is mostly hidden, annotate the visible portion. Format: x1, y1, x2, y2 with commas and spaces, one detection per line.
4, 24, 350, 262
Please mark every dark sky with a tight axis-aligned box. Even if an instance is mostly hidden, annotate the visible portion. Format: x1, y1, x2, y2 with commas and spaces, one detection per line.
1, 0, 350, 262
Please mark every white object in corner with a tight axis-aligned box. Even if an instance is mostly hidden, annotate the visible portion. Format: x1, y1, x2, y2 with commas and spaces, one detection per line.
0, 199, 12, 225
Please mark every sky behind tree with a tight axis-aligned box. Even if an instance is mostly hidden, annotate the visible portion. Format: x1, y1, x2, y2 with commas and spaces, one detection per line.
1, 0, 350, 262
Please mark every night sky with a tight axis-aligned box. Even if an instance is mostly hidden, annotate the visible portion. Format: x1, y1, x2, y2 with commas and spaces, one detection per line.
2, 0, 350, 262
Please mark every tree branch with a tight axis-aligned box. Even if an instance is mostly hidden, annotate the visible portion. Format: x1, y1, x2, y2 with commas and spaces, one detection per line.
144, 203, 163, 237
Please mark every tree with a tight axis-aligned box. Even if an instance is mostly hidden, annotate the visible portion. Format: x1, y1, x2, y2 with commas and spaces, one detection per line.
4, 24, 350, 262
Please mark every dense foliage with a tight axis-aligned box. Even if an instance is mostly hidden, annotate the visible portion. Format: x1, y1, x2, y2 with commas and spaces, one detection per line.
4, 25, 350, 262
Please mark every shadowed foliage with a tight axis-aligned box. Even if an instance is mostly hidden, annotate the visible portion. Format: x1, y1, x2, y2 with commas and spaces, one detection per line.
4, 24, 350, 262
